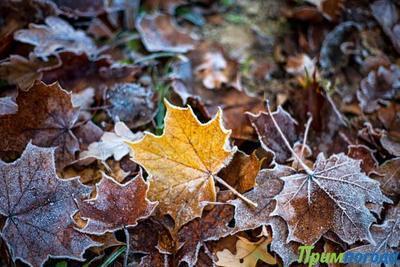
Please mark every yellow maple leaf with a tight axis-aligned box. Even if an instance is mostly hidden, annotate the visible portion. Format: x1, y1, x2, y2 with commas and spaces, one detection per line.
216, 236, 277, 267
127, 100, 236, 231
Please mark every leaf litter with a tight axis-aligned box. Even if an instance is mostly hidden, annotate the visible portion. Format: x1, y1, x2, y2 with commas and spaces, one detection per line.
0, 0, 399, 266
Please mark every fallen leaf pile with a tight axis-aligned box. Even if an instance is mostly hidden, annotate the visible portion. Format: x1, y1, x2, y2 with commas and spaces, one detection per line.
0, 0, 399, 267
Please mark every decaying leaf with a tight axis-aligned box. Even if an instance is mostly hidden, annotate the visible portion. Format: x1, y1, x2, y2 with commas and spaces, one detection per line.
127, 100, 236, 232
272, 153, 391, 245
80, 122, 143, 162
106, 83, 158, 128
78, 172, 157, 234
215, 235, 276, 267
373, 157, 400, 197
14, 16, 97, 59
176, 192, 235, 267
218, 151, 260, 194
0, 54, 59, 91
0, 81, 103, 169
136, 13, 196, 53
248, 106, 298, 163
0, 143, 97, 267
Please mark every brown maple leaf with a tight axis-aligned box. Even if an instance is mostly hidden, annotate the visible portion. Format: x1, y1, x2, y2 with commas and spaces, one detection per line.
78, 172, 157, 235
14, 16, 97, 59
262, 103, 391, 245
0, 143, 98, 267
0, 81, 103, 169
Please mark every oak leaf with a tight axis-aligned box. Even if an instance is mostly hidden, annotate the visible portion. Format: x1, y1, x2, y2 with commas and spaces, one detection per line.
78, 172, 157, 234
215, 236, 276, 267
272, 153, 391, 245
0, 81, 103, 169
14, 16, 97, 59
0, 143, 97, 267
127, 101, 236, 231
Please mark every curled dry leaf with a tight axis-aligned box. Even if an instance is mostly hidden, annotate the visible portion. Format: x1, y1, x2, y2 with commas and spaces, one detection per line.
78, 172, 157, 235
373, 157, 400, 197
229, 165, 292, 234
106, 83, 158, 128
0, 81, 103, 169
176, 192, 235, 267
305, 0, 344, 21
0, 143, 97, 267
136, 13, 195, 53
14, 16, 97, 59
285, 53, 316, 77
215, 235, 276, 267
347, 144, 379, 175
248, 106, 298, 164
357, 65, 400, 113
272, 153, 391, 245
218, 151, 260, 194
80, 121, 143, 162
0, 54, 60, 91
127, 101, 236, 232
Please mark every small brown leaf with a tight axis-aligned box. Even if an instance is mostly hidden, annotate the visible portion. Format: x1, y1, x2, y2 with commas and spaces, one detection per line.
78, 172, 157, 234
373, 157, 400, 197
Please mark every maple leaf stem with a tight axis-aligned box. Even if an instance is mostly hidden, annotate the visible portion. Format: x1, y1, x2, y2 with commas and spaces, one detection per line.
300, 115, 313, 160
266, 101, 314, 176
124, 227, 130, 267
214, 176, 258, 207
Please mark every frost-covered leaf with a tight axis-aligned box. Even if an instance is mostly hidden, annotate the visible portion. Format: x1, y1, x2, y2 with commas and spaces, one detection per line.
0, 97, 17, 116
127, 100, 236, 232
0, 81, 102, 169
78, 172, 157, 234
106, 83, 158, 129
14, 16, 97, 59
272, 153, 391, 245
0, 143, 97, 267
